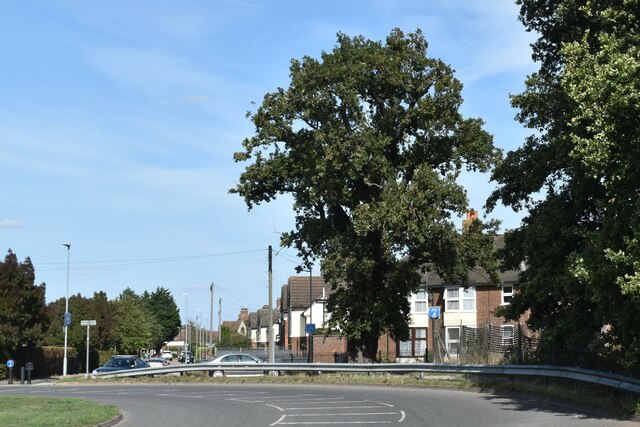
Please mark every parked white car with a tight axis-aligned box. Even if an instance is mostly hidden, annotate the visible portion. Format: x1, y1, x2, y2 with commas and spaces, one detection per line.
206, 353, 279, 377
160, 350, 173, 361
148, 357, 169, 368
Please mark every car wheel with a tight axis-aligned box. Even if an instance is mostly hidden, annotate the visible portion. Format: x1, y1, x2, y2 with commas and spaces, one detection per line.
212, 370, 224, 378
268, 370, 280, 377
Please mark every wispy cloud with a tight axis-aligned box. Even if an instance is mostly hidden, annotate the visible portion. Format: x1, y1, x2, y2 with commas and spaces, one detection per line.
0, 219, 23, 228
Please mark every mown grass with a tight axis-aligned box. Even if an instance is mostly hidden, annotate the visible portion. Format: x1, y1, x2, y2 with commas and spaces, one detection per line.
0, 395, 120, 427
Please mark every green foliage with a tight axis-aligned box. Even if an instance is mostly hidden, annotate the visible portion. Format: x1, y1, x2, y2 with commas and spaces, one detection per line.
141, 287, 181, 351
113, 288, 154, 354
232, 29, 501, 360
217, 324, 252, 348
0, 250, 48, 360
489, 0, 640, 373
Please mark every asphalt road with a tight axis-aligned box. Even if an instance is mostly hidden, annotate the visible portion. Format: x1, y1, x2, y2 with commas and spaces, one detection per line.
0, 382, 636, 426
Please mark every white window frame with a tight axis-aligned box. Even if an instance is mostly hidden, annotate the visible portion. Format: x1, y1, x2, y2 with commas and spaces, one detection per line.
445, 326, 460, 356
501, 325, 515, 349
414, 289, 428, 313
445, 286, 476, 312
501, 284, 514, 305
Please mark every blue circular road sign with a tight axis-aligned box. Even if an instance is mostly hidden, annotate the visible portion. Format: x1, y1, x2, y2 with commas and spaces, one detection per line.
6, 359, 14, 368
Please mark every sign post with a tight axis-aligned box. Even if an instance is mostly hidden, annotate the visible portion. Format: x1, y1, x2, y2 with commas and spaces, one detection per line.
428, 306, 440, 363
80, 320, 97, 378
306, 324, 315, 363
6, 359, 14, 384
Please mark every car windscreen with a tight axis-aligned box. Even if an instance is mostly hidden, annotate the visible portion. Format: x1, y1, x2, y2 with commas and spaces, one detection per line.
104, 358, 130, 367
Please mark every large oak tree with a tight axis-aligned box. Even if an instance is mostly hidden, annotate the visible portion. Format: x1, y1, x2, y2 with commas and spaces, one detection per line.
233, 29, 501, 361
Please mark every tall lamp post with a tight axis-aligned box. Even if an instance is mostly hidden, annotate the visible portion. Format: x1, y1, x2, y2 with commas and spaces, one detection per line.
62, 243, 71, 376
182, 293, 189, 358
298, 267, 313, 363
308, 268, 313, 363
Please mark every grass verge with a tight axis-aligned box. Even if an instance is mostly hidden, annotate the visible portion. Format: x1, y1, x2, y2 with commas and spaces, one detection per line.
0, 395, 120, 427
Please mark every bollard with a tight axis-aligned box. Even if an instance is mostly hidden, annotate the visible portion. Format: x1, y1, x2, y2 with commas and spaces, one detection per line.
25, 362, 34, 385
20, 367, 24, 385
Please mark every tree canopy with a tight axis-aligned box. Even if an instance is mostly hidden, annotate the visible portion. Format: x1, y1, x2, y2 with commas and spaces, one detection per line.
142, 287, 182, 351
0, 250, 48, 359
233, 29, 501, 360
489, 0, 640, 373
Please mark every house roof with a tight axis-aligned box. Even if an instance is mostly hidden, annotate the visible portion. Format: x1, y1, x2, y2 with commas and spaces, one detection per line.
281, 275, 330, 312
422, 235, 521, 286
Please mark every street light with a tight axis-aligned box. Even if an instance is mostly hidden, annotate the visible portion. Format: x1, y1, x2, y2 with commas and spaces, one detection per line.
62, 243, 71, 376
182, 293, 189, 356
297, 266, 314, 363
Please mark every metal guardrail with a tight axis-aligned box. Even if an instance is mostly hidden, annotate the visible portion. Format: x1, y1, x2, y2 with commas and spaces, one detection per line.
93, 362, 640, 393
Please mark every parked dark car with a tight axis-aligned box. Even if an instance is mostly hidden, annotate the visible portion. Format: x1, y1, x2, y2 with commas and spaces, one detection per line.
91, 355, 149, 377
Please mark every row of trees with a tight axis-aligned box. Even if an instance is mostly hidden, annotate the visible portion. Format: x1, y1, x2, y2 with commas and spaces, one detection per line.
0, 249, 182, 361
233, 1, 640, 374
490, 0, 640, 374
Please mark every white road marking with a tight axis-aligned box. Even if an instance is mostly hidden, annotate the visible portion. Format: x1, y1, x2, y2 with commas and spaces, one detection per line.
399, 411, 406, 423
285, 412, 398, 417
275, 421, 392, 425
282, 405, 389, 410
370, 401, 394, 407
271, 415, 287, 425
267, 403, 285, 411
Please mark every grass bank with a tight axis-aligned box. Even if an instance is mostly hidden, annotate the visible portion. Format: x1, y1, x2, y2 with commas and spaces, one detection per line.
0, 395, 120, 427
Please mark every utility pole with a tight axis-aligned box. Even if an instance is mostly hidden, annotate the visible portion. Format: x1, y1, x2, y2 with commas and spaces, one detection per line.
62, 243, 71, 376
268, 246, 274, 363
218, 297, 222, 343
209, 282, 214, 358
308, 268, 313, 363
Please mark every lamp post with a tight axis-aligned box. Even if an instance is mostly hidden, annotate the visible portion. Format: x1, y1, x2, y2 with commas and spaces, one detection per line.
196, 310, 201, 359
209, 282, 214, 359
308, 268, 313, 363
182, 293, 189, 357
298, 267, 314, 363
62, 243, 71, 376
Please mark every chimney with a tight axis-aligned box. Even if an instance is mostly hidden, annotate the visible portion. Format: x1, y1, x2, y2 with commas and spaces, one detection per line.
462, 209, 479, 232
239, 307, 249, 318
276, 297, 281, 308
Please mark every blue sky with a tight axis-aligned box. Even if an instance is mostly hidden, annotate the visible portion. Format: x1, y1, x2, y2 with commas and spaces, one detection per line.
1, 1, 536, 328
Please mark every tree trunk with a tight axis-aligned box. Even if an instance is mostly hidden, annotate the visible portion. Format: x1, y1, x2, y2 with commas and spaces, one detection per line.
347, 333, 379, 363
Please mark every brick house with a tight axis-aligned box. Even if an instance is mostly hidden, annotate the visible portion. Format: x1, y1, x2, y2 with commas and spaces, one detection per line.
279, 275, 329, 353
279, 275, 397, 362
399, 229, 529, 363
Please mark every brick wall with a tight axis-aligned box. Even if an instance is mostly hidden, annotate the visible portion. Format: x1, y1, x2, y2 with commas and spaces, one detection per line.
377, 333, 397, 362
312, 335, 347, 363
